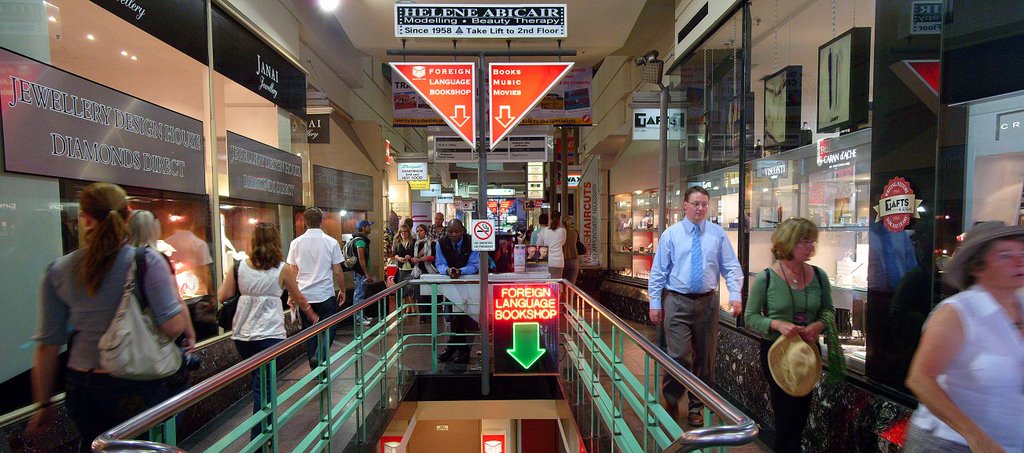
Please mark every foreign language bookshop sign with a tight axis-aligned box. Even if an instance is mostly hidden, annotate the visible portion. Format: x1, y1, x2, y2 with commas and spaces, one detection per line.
492, 283, 559, 375
395, 4, 567, 39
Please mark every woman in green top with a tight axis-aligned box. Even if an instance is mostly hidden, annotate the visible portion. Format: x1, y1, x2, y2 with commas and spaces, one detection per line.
744, 217, 835, 453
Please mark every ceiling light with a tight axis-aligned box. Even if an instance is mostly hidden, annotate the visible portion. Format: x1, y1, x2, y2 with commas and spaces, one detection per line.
48, 16, 56, 22
120, 50, 128, 56
130, 55, 138, 61
318, 0, 340, 12
86, 33, 95, 40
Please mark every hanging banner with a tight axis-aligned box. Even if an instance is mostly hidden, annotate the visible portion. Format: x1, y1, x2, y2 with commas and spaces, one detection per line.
521, 67, 593, 126
578, 155, 601, 267
409, 178, 431, 190
489, 62, 574, 148
394, 4, 567, 39
390, 62, 476, 148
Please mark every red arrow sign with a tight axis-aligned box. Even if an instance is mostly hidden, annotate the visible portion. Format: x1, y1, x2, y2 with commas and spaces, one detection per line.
489, 62, 573, 149
390, 62, 476, 148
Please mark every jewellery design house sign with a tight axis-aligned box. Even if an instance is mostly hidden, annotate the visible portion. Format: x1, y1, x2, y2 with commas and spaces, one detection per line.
226, 131, 303, 206
0, 48, 205, 194
313, 165, 373, 212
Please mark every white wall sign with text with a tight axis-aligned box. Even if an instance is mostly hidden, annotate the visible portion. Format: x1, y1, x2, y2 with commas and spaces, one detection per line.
395, 4, 567, 39
397, 162, 428, 181
632, 107, 684, 141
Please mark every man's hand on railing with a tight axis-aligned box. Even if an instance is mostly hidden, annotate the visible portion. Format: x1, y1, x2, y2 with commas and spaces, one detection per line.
649, 308, 663, 324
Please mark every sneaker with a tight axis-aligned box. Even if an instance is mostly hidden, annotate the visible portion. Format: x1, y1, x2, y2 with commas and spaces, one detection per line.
687, 412, 704, 427
361, 317, 374, 326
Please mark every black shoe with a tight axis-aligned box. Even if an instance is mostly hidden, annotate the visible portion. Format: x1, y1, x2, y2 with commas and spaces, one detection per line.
438, 348, 457, 363
453, 348, 470, 364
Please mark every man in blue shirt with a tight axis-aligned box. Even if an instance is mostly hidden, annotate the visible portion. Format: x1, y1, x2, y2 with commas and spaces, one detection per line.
648, 186, 743, 427
434, 219, 480, 364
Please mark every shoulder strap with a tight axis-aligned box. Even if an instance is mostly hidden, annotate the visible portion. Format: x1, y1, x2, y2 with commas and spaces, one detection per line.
233, 258, 241, 296
814, 266, 824, 289
134, 246, 150, 310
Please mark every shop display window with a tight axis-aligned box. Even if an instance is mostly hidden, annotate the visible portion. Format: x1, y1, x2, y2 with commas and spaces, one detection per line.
609, 190, 660, 280
294, 208, 368, 244
219, 198, 281, 271
59, 180, 219, 341
748, 129, 872, 370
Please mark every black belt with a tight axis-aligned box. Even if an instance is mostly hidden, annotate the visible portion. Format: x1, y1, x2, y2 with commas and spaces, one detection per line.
667, 289, 714, 299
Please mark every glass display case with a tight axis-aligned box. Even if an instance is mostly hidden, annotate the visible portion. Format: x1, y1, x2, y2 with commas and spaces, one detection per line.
610, 190, 661, 281
686, 166, 743, 315
748, 129, 871, 370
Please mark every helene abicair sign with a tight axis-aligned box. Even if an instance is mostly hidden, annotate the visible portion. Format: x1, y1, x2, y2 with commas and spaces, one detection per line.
395, 4, 566, 39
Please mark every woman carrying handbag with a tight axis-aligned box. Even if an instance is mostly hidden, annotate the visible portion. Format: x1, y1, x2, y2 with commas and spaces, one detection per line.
28, 183, 191, 452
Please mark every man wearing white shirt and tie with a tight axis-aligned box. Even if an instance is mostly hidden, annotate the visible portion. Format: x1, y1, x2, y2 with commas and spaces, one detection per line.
648, 186, 744, 427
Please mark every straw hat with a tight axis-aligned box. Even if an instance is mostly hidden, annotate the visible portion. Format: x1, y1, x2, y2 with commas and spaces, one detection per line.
942, 221, 1024, 290
767, 335, 822, 397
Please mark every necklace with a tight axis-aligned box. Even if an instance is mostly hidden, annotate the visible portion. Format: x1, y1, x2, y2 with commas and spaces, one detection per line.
781, 263, 803, 286
779, 263, 808, 326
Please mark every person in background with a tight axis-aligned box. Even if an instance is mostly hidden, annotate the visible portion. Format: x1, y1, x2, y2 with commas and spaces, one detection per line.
744, 218, 835, 453
525, 224, 535, 245
287, 207, 346, 370
493, 239, 514, 274
392, 224, 416, 312
562, 216, 581, 284
351, 220, 376, 326
904, 222, 1024, 453
427, 212, 447, 241
535, 211, 567, 279
220, 222, 318, 438
28, 183, 190, 452
411, 224, 437, 323
128, 210, 198, 395
164, 211, 213, 295
434, 219, 480, 364
648, 186, 743, 427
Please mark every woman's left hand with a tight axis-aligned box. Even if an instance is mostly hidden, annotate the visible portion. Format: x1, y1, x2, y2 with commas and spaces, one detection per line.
800, 321, 825, 343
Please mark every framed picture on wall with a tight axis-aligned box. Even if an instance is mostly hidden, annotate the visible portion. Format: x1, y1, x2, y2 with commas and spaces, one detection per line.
763, 65, 803, 150
817, 27, 872, 133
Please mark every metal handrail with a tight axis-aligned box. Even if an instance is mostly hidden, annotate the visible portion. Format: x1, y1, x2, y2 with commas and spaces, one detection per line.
92, 281, 410, 453
560, 280, 759, 451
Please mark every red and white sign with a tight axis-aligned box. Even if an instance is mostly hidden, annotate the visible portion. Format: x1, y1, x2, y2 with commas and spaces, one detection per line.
390, 62, 476, 148
489, 62, 573, 148
379, 435, 402, 453
482, 434, 505, 453
875, 177, 923, 233
471, 219, 495, 251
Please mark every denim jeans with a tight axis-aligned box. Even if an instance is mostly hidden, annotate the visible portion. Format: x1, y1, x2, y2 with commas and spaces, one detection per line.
65, 369, 168, 453
234, 338, 283, 439
301, 296, 339, 369
353, 273, 368, 321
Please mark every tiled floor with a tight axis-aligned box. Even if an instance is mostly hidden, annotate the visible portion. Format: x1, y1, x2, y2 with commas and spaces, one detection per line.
180, 311, 769, 452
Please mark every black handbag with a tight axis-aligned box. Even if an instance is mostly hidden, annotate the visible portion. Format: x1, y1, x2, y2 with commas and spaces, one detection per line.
575, 237, 586, 255
216, 259, 241, 330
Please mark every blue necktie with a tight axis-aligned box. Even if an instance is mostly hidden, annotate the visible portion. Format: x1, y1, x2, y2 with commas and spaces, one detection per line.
689, 224, 703, 292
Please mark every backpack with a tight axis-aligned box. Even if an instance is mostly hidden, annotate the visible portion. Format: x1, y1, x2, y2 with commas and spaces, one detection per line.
341, 236, 363, 271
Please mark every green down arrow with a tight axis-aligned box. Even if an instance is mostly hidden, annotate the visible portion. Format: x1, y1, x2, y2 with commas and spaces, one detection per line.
507, 322, 546, 369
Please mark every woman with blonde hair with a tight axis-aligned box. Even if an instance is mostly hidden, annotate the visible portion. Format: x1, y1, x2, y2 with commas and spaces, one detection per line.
392, 224, 416, 311
219, 222, 318, 437
744, 217, 837, 453
28, 183, 190, 452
